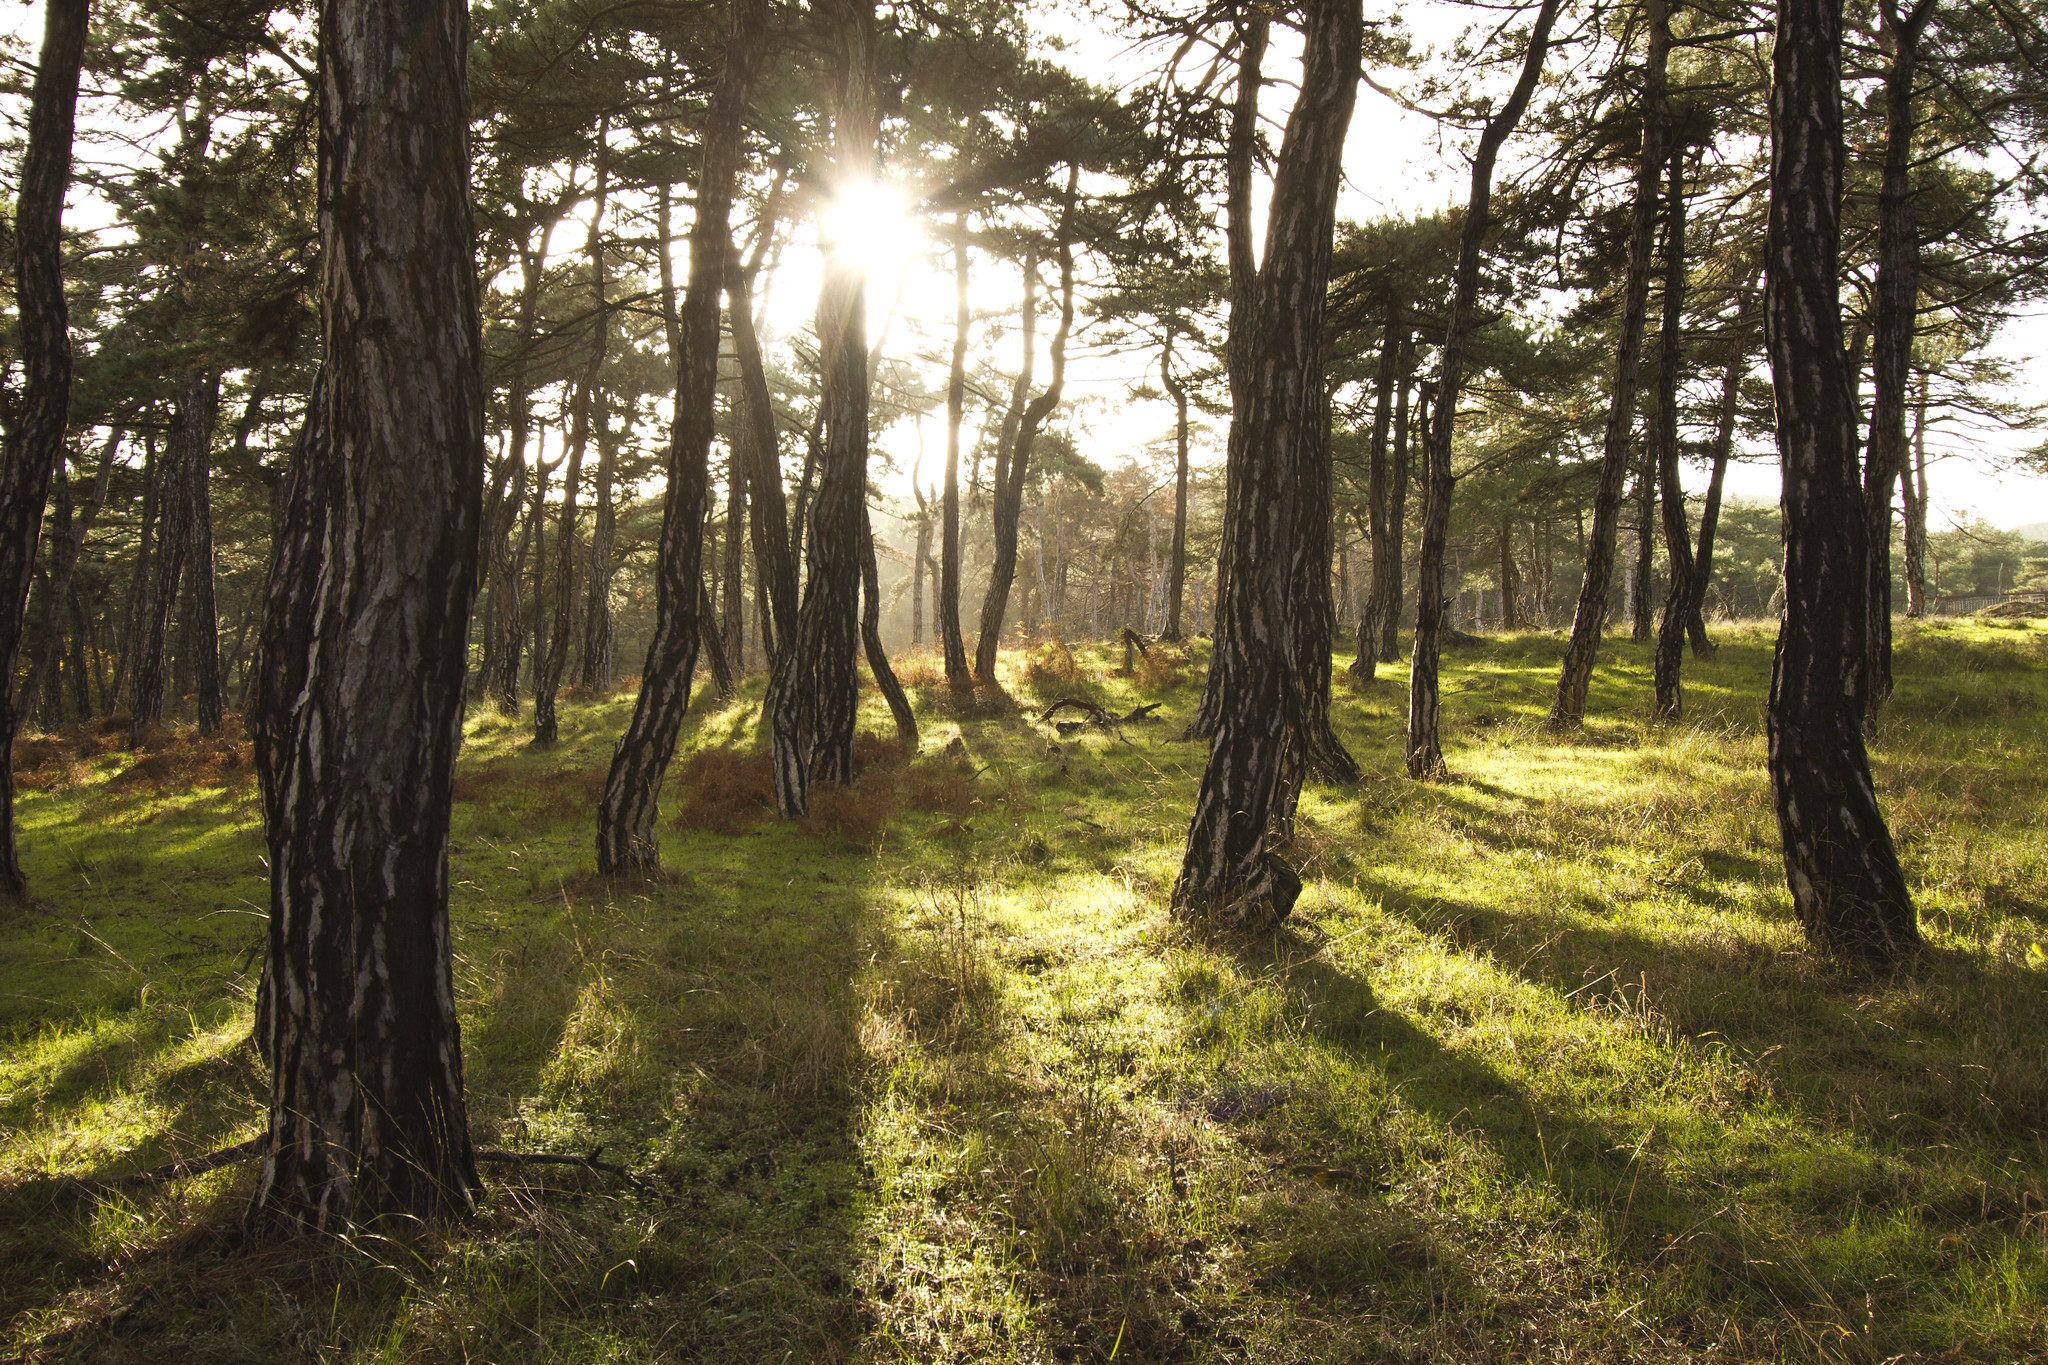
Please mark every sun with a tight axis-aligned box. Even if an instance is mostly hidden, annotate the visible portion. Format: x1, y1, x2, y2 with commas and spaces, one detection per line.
819, 179, 917, 286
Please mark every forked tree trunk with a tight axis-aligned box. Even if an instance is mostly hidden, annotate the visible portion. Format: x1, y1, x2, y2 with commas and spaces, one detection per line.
246, 0, 484, 1231
1550, 0, 1670, 726
183, 377, 225, 734
0, 0, 84, 892
1409, 0, 1562, 777
766, 0, 875, 817
1651, 143, 1696, 719
1860, 0, 1936, 725
596, 0, 763, 876
1173, 0, 1359, 928
534, 147, 609, 745
1160, 328, 1192, 642
1351, 307, 1401, 680
862, 509, 916, 744
939, 212, 973, 684
1764, 0, 1920, 965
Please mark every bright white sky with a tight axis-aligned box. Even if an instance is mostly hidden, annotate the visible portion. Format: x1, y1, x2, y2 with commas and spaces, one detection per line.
8, 0, 2047, 534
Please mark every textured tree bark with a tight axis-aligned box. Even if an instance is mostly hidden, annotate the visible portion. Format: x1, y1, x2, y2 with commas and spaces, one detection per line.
1160, 328, 1192, 642
1549, 0, 1670, 726
1173, 0, 1358, 928
862, 509, 917, 745
1651, 144, 1695, 719
182, 377, 226, 734
1764, 0, 1920, 965
1860, 0, 1935, 726
766, 0, 875, 818
1410, 0, 1562, 776
1350, 308, 1402, 680
20, 427, 118, 724
975, 175, 1076, 682
534, 148, 609, 746
596, 0, 763, 876
939, 212, 974, 684
246, 0, 484, 1231
725, 260, 796, 664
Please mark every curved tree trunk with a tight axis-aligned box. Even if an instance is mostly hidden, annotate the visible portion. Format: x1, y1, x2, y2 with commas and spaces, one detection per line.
1651, 143, 1695, 719
1173, 0, 1359, 928
1549, 0, 1670, 727
1409, 0, 1563, 777
939, 212, 974, 684
1764, 0, 1920, 964
766, 0, 875, 817
0, 0, 87, 893
726, 260, 796, 664
596, 0, 764, 875
246, 0, 484, 1232
862, 508, 916, 745
1861, 0, 1935, 726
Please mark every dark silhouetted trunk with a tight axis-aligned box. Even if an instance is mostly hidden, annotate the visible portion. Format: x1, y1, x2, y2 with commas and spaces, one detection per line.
1550, 0, 1669, 726
1764, 0, 1919, 964
1651, 144, 1695, 718
726, 260, 796, 663
1688, 312, 1747, 654
1351, 308, 1401, 680
597, 0, 763, 875
183, 377, 225, 733
939, 212, 973, 684
132, 386, 201, 739
862, 508, 916, 744
246, 0, 484, 1232
1291, 374, 1358, 783
1173, 0, 1359, 928
1161, 328, 1192, 642
1383, 353, 1413, 662
1410, 0, 1562, 776
534, 147, 609, 745
699, 580, 736, 700
487, 228, 552, 714
1861, 0, 1935, 724
111, 436, 158, 710
580, 410, 617, 691
1629, 444, 1655, 643
721, 440, 746, 665
1900, 373, 1928, 616
767, 0, 874, 817
1499, 511, 1521, 631
21, 426, 117, 723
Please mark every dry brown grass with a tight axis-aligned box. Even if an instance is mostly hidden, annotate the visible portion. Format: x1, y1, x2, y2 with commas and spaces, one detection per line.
670, 747, 776, 833
1136, 643, 1187, 690
892, 649, 943, 688
1021, 640, 1085, 686
805, 776, 896, 846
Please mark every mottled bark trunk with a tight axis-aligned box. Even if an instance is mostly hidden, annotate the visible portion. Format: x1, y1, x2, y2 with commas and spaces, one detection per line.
862, 509, 916, 744
596, 0, 762, 876
1860, 0, 1934, 724
939, 212, 973, 685
534, 150, 609, 745
1174, 0, 1359, 927
1411, 0, 1562, 775
766, 0, 874, 817
182, 377, 225, 734
1161, 329, 1192, 643
1550, 0, 1670, 725
1651, 144, 1695, 718
247, 0, 484, 1231
1351, 308, 1401, 679
1764, 0, 1919, 964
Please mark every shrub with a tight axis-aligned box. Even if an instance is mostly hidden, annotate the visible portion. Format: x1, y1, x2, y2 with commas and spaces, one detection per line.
671, 748, 776, 833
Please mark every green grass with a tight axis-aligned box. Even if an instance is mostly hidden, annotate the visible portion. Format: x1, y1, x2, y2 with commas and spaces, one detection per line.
2, 616, 2045, 1363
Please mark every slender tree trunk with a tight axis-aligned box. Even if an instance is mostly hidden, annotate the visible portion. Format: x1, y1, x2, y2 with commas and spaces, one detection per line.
1351, 308, 1402, 679
721, 436, 746, 663
112, 435, 158, 711
580, 412, 617, 691
1174, 0, 1359, 927
1500, 510, 1522, 631
1410, 0, 1563, 776
976, 179, 1079, 681
1550, 0, 1670, 726
487, 229, 552, 715
596, 0, 763, 875
1861, 0, 1935, 725
1291, 372, 1359, 782
1899, 372, 1928, 616
1383, 355, 1413, 662
1629, 438, 1656, 643
911, 498, 930, 647
862, 507, 916, 744
1688, 311, 1747, 654
938, 212, 974, 685
1161, 328, 1193, 642
183, 376, 225, 733
698, 580, 736, 700
21, 426, 118, 720
246, 0, 484, 1231
534, 147, 609, 746
726, 259, 797, 662
1764, 0, 1919, 964
1651, 144, 1696, 718
132, 393, 198, 739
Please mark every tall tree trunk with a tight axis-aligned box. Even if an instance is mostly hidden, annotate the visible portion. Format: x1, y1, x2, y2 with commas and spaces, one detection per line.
1629, 438, 1656, 643
939, 211, 974, 685
721, 436, 746, 664
1351, 308, 1402, 680
246, 0, 484, 1231
1549, 0, 1670, 726
534, 147, 609, 745
21, 426, 118, 721
487, 228, 553, 715
726, 259, 797, 662
698, 580, 736, 700
767, 0, 875, 816
182, 376, 225, 734
1382, 354, 1413, 662
580, 409, 616, 690
1410, 0, 1563, 776
911, 492, 930, 647
1173, 0, 1360, 928
976, 178, 1079, 681
862, 508, 916, 744
1764, 0, 1919, 964
596, 0, 764, 875
132, 392, 199, 739
1160, 327, 1193, 642
1499, 510, 1522, 631
1688, 310, 1747, 654
1861, 0, 1936, 725
1187, 15, 1270, 737
1899, 372, 1928, 616
1290, 373, 1359, 783
515, 450, 555, 705
112, 435, 158, 711
1651, 143, 1696, 718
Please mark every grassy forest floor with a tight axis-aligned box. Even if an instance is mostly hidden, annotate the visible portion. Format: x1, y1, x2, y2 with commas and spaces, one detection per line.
1, 619, 2045, 1364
